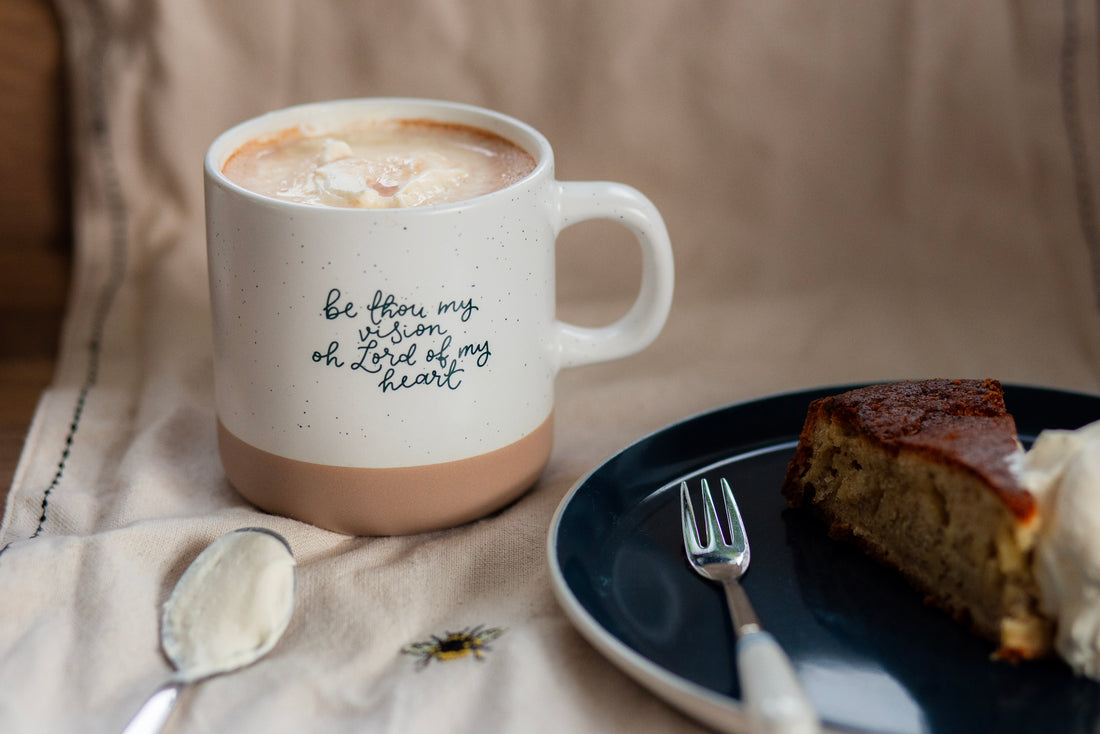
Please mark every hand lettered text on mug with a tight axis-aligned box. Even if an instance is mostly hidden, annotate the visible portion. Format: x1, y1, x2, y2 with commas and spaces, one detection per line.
311, 288, 491, 392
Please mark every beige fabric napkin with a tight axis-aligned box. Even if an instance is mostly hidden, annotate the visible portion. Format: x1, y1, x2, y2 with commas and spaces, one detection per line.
2, 2, 1099, 732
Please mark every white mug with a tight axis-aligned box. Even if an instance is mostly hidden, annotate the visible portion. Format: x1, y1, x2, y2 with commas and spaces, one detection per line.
204, 98, 674, 535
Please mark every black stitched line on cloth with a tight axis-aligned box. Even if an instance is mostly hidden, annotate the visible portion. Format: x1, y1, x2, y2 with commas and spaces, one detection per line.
1, 7, 128, 552
1062, 0, 1100, 308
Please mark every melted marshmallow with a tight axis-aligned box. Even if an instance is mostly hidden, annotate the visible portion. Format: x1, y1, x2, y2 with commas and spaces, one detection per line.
222, 119, 535, 209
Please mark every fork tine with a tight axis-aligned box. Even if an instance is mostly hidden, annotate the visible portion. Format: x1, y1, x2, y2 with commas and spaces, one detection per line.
720, 478, 750, 558
700, 478, 726, 548
680, 481, 707, 553
679, 477, 817, 732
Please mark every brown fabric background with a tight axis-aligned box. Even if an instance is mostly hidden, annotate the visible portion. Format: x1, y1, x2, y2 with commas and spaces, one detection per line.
1, 2, 1099, 732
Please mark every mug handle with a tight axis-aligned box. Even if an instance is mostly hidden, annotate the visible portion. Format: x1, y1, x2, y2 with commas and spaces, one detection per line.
553, 181, 675, 369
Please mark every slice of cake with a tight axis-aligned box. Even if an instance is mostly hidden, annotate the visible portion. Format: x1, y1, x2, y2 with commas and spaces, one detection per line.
781, 378, 1053, 660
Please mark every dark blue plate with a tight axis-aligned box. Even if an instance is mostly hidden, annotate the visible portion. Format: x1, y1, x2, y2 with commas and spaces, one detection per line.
548, 384, 1100, 734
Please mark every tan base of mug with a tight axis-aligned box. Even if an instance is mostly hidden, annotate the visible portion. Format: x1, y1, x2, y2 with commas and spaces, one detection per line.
217, 415, 553, 535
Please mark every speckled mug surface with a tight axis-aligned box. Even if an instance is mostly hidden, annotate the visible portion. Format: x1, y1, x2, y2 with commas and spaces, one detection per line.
204, 98, 674, 535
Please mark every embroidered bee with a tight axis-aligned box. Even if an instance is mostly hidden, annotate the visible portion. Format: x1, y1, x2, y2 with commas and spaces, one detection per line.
401, 624, 506, 669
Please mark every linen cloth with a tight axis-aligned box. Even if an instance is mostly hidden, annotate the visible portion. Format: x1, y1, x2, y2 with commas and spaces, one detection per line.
2, 2, 1100, 732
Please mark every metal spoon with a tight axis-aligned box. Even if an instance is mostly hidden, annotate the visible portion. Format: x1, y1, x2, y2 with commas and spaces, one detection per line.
122, 527, 297, 734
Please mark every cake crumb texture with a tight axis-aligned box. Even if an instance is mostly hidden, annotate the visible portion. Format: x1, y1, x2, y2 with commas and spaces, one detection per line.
782, 379, 1053, 660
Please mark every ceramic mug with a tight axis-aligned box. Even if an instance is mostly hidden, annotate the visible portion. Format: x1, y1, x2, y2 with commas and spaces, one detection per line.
204, 98, 674, 535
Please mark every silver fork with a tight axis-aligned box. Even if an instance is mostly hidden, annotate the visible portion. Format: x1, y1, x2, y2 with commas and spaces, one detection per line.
681, 478, 819, 734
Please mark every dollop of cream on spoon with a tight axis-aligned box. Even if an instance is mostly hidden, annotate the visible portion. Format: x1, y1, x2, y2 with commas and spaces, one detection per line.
161, 528, 297, 682
122, 528, 296, 734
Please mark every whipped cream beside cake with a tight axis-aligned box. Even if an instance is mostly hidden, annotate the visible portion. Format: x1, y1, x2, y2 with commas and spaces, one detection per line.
1011, 419, 1100, 680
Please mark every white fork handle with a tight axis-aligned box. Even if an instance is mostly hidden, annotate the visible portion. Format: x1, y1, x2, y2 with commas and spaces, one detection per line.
121, 682, 183, 734
736, 630, 820, 734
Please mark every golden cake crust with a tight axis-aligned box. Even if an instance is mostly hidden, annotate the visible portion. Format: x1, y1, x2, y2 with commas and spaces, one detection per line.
783, 378, 1034, 520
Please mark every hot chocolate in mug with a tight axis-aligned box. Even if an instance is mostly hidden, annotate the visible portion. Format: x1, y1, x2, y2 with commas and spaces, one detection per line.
204, 98, 674, 535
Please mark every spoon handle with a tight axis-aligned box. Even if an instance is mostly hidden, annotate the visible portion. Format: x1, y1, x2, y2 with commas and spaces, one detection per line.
121, 681, 184, 734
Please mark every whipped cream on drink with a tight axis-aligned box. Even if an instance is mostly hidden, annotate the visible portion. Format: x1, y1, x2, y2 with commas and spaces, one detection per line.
222, 119, 536, 209
1011, 419, 1100, 679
